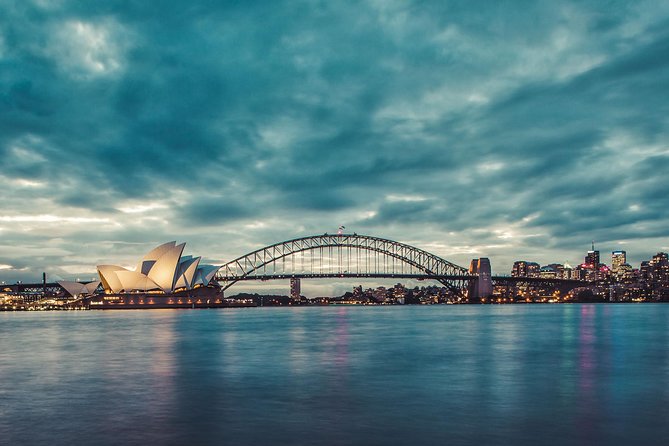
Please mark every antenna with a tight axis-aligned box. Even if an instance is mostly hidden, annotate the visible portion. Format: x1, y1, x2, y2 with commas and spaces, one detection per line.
592, 240, 595, 251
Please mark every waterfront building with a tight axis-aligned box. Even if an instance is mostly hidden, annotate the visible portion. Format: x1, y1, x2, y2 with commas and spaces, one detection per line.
393, 283, 406, 298
609, 284, 629, 302
97, 241, 219, 294
372, 286, 387, 303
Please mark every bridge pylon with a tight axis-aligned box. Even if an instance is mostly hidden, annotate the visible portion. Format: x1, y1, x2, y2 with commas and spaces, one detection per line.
468, 258, 493, 302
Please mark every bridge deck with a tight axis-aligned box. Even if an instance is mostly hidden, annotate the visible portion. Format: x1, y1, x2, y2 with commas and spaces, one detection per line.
216, 273, 587, 285
216, 273, 476, 282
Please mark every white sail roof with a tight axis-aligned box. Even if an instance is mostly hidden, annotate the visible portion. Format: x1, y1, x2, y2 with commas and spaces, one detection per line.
97, 265, 128, 293
97, 242, 217, 294
83, 281, 101, 294
116, 270, 161, 292
58, 281, 100, 297
147, 242, 186, 293
194, 264, 219, 286
137, 241, 176, 275
175, 256, 200, 290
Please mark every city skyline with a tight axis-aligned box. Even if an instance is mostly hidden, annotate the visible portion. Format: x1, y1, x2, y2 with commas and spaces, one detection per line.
2, 233, 667, 299
1, 1, 668, 297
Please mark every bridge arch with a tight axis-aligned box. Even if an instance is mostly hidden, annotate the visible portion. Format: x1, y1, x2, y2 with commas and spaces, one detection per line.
214, 234, 472, 293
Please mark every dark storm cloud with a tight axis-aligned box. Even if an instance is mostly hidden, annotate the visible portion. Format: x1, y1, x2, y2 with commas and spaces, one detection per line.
1, 0, 668, 282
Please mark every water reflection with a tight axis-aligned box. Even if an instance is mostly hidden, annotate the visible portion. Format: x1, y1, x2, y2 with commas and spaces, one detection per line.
577, 305, 596, 443
147, 312, 177, 436
2, 305, 669, 445
332, 306, 350, 369
288, 309, 308, 375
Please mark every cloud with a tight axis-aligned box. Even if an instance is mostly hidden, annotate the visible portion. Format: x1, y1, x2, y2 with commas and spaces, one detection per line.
45, 18, 129, 78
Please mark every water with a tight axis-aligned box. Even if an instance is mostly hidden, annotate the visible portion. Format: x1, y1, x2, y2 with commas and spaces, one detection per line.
1, 304, 668, 445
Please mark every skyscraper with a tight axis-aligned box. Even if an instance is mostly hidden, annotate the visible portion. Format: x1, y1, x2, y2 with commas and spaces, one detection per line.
511, 260, 540, 277
611, 251, 627, 274
585, 247, 600, 268
649, 252, 669, 285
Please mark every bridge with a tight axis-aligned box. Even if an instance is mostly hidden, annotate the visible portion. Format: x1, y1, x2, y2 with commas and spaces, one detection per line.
215, 234, 473, 295
213, 233, 587, 300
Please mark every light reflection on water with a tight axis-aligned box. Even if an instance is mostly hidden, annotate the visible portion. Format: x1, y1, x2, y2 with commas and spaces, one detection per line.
1, 304, 669, 445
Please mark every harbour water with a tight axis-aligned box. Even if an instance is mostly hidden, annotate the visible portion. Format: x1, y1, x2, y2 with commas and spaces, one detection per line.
1, 304, 668, 445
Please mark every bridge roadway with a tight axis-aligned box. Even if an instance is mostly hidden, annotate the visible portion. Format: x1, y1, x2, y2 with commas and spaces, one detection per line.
226, 272, 586, 287
229, 273, 475, 281
224, 272, 594, 288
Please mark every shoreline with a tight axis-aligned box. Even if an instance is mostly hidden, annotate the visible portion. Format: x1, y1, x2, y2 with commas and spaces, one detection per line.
1, 300, 662, 311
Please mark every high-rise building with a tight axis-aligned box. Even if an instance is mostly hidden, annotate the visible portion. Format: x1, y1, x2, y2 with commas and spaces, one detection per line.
511, 261, 526, 277
612, 251, 627, 273
511, 261, 540, 277
649, 252, 669, 285
611, 251, 627, 281
585, 250, 600, 268
650, 252, 669, 268
581, 242, 602, 281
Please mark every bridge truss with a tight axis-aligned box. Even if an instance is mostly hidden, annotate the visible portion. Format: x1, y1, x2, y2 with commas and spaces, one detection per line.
214, 234, 473, 294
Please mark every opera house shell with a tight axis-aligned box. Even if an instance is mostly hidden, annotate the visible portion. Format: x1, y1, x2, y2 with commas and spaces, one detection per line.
58, 280, 101, 297
97, 242, 219, 294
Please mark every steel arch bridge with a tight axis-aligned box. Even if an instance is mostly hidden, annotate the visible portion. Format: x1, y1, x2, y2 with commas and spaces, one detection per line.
214, 234, 474, 294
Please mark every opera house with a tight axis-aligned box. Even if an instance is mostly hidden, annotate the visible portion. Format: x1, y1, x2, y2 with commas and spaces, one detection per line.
92, 241, 231, 308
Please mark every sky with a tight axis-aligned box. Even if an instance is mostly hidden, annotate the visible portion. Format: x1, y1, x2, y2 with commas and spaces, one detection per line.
1, 1, 668, 295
